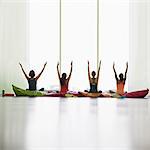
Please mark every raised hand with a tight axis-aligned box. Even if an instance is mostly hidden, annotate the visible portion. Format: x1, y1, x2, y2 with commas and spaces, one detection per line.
19, 63, 22, 67
19, 63, 29, 79
57, 62, 59, 68
113, 62, 115, 68
125, 62, 128, 80
99, 60, 101, 66
71, 61, 73, 66
44, 62, 47, 67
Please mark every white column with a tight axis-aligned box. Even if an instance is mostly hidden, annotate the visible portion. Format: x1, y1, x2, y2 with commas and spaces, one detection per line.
0, 0, 29, 92
129, 0, 150, 91
147, 2, 150, 89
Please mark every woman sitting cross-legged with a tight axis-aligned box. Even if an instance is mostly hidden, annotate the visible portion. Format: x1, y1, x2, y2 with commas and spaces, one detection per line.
19, 62, 47, 91
57, 62, 73, 93
87, 60, 101, 93
113, 62, 128, 96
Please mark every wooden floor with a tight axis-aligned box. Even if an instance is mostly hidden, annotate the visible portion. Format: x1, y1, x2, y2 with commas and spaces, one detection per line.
0, 97, 150, 150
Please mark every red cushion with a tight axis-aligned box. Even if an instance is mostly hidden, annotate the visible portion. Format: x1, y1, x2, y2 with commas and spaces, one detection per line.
124, 89, 149, 98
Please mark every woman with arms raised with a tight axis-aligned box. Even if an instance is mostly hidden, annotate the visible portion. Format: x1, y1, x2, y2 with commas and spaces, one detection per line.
88, 60, 101, 93
57, 62, 73, 93
19, 62, 47, 91
113, 62, 128, 95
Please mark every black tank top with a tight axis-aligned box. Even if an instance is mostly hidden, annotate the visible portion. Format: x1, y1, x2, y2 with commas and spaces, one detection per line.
90, 83, 97, 93
28, 78, 37, 90
89, 78, 98, 93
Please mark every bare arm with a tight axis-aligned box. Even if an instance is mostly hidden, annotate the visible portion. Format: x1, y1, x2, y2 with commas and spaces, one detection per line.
67, 61, 73, 81
96, 60, 101, 82
88, 61, 91, 82
19, 63, 29, 80
57, 62, 61, 80
113, 62, 118, 81
35, 62, 47, 80
124, 62, 128, 81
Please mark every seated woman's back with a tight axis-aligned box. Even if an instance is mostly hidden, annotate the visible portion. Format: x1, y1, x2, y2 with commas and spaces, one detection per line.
28, 78, 37, 91
57, 62, 73, 93
60, 78, 69, 93
88, 61, 101, 93
116, 80, 125, 95
89, 77, 98, 93
113, 62, 128, 95
19, 62, 47, 91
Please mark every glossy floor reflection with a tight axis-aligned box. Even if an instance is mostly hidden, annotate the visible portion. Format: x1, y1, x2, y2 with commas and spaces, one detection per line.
0, 97, 150, 150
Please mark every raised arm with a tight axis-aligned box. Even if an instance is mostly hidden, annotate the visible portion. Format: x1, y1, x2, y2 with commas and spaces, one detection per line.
67, 61, 73, 81
35, 62, 47, 80
113, 62, 118, 81
124, 62, 128, 81
96, 60, 101, 82
88, 61, 91, 81
57, 62, 61, 80
19, 63, 29, 80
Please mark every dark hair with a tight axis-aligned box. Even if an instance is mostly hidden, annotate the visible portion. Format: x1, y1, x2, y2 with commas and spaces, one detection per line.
60, 73, 67, 85
91, 71, 96, 77
119, 73, 124, 81
29, 70, 35, 78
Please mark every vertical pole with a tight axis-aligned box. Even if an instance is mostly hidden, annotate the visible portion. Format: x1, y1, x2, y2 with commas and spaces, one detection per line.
59, 0, 62, 74
97, 0, 99, 70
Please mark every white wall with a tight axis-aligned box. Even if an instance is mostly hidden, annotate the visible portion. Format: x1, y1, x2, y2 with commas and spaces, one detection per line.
0, 0, 131, 92
29, 0, 129, 91
61, 0, 97, 91
29, 0, 59, 90
100, 0, 129, 91
0, 0, 29, 92
129, 0, 150, 91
